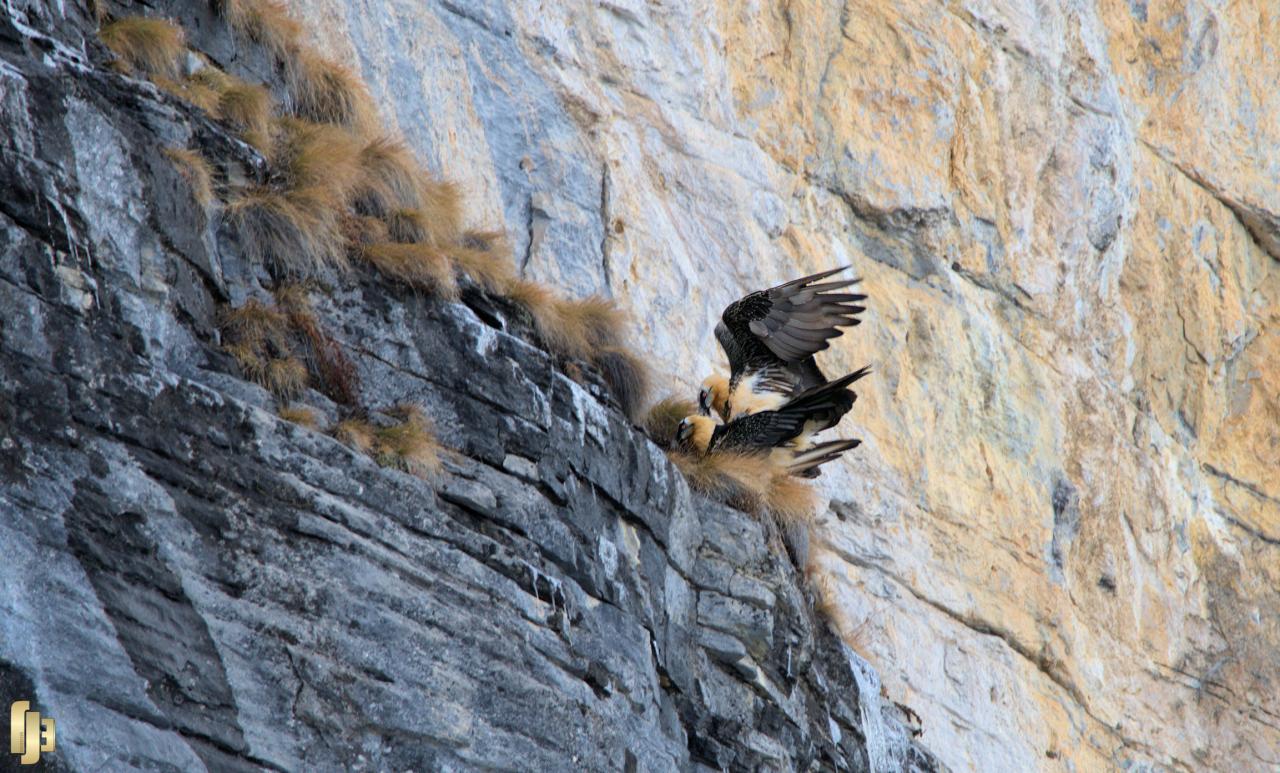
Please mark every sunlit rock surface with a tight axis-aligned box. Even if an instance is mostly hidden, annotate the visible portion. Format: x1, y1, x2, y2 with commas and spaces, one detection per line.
277, 0, 1279, 769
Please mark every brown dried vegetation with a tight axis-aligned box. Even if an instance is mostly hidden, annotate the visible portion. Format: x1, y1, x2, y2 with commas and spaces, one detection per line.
284, 50, 377, 133
278, 404, 321, 428
219, 299, 306, 397
139, 1, 657, 485
219, 0, 302, 60
226, 119, 365, 274
332, 405, 442, 479
360, 243, 459, 298
162, 147, 215, 209
100, 17, 186, 78
642, 396, 698, 448
274, 286, 361, 406
217, 81, 274, 151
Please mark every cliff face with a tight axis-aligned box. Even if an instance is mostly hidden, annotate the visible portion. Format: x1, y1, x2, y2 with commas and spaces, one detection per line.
2, 0, 1277, 772
258, 0, 1280, 770
0, 1, 939, 771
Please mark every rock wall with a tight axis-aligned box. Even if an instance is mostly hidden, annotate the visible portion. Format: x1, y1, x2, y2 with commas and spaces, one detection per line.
3, 0, 1278, 771
258, 0, 1278, 770
0, 1, 940, 771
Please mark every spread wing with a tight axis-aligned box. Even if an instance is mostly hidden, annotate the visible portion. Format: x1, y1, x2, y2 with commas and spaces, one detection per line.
720, 267, 866, 370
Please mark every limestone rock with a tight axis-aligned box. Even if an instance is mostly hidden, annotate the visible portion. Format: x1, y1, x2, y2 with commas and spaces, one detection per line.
268, 0, 1277, 769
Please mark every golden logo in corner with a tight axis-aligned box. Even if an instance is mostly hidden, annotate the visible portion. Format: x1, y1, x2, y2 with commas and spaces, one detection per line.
9, 701, 55, 766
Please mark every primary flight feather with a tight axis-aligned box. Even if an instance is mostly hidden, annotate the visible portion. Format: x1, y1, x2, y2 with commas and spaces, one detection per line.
701, 267, 866, 421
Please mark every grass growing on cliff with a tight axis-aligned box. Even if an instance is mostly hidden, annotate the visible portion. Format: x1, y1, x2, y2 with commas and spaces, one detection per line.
100, 17, 186, 78
275, 285, 362, 407
219, 299, 309, 397
642, 396, 697, 448
219, 0, 302, 60
278, 404, 321, 428
285, 51, 378, 134
218, 81, 274, 152
451, 232, 516, 293
118, 0, 655, 439
220, 289, 363, 408
360, 243, 459, 299
591, 346, 650, 422
504, 282, 649, 419
162, 147, 215, 209
332, 404, 442, 479
355, 137, 432, 218
153, 73, 223, 113
226, 119, 365, 274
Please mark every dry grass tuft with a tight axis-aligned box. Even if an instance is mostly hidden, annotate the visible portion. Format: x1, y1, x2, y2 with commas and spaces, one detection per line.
285, 49, 376, 133
355, 137, 427, 217
220, 0, 302, 61
274, 286, 362, 406
218, 81, 274, 152
506, 282, 626, 361
642, 396, 698, 448
361, 243, 458, 298
449, 238, 516, 294
219, 299, 310, 397
162, 146, 215, 209
219, 298, 290, 349
765, 472, 818, 526
332, 405, 442, 479
418, 181, 464, 243
264, 356, 308, 397
226, 186, 349, 274
276, 118, 365, 194
278, 404, 321, 427
153, 73, 224, 113
591, 346, 650, 421
668, 449, 773, 513
226, 119, 365, 274
220, 294, 358, 404
504, 281, 645, 415
332, 418, 376, 453
100, 17, 186, 78
373, 404, 442, 478
341, 214, 390, 246
381, 177, 462, 244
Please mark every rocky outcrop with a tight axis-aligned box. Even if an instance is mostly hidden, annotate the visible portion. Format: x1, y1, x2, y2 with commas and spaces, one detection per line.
0, 1, 940, 770
270, 0, 1280, 769
5, 0, 1280, 769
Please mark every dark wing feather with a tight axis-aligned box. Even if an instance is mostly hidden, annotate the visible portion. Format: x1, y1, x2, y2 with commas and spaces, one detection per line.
720, 268, 866, 369
789, 438, 863, 477
780, 367, 868, 432
713, 367, 871, 452
712, 409, 808, 452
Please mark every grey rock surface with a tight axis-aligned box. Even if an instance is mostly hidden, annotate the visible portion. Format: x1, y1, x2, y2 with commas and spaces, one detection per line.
0, 1, 938, 770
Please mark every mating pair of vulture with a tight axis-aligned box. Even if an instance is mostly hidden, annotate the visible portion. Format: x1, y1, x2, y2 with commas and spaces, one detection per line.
673, 268, 871, 477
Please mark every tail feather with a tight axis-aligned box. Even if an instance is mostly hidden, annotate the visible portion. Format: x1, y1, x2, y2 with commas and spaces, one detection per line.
781, 366, 871, 432
788, 438, 862, 477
